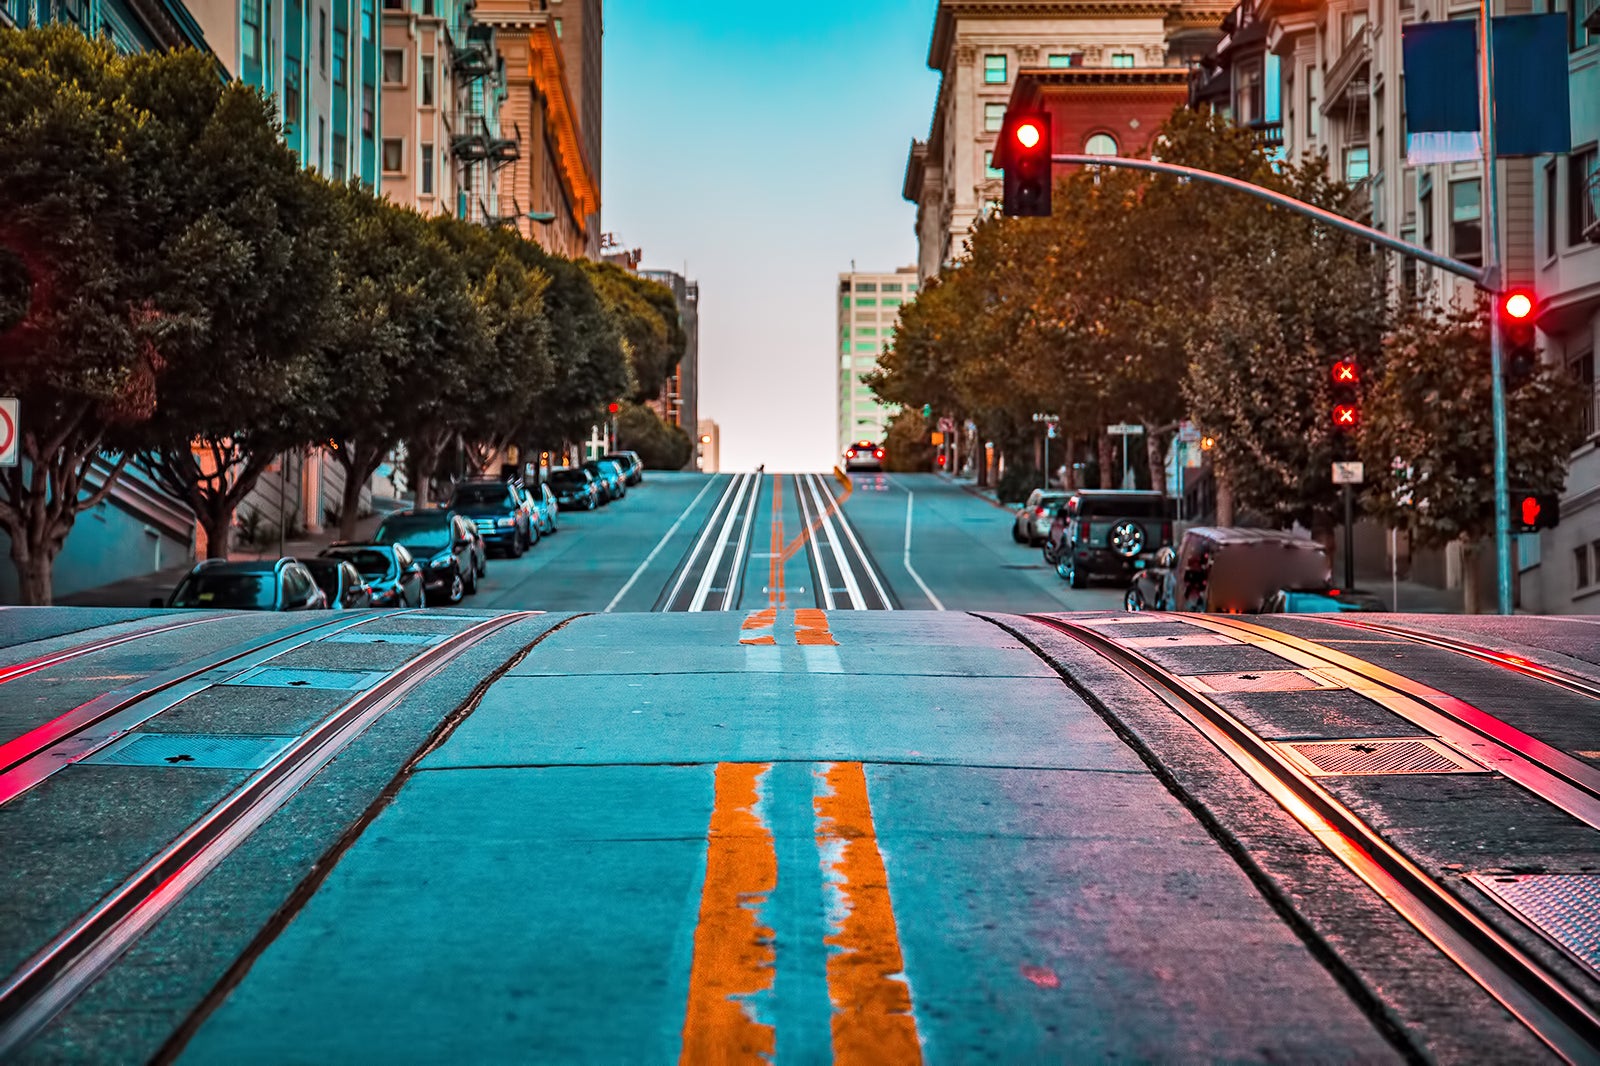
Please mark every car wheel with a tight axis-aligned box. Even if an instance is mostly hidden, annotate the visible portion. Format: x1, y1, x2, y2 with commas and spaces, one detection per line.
1125, 588, 1146, 612
586, 495, 597, 511
476, 552, 487, 579
445, 571, 465, 605
1068, 558, 1087, 589
1056, 556, 1072, 581
1043, 542, 1058, 565
463, 563, 479, 596
528, 524, 540, 547
1012, 524, 1025, 544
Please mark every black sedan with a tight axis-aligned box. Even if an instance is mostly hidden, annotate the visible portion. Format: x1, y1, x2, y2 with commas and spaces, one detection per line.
548, 468, 601, 511
321, 543, 425, 608
373, 510, 484, 605
159, 558, 326, 611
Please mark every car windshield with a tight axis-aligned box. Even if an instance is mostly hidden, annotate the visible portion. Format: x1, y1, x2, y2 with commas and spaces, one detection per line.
375, 517, 450, 554
451, 484, 513, 507
326, 549, 393, 579
1079, 497, 1169, 519
170, 571, 276, 609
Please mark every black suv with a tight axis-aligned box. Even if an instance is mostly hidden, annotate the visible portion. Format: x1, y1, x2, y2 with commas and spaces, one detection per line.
374, 510, 484, 604
159, 558, 326, 611
448, 478, 536, 557
1048, 490, 1173, 589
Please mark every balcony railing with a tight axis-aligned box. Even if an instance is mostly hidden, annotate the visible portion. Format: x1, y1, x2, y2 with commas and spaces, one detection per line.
1246, 119, 1284, 148
1583, 169, 1600, 244
1324, 24, 1372, 109
1579, 381, 1600, 442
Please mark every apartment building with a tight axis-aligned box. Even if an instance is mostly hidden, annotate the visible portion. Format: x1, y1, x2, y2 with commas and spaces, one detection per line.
903, 0, 1227, 281
640, 268, 700, 457
552, 0, 601, 256
2, 0, 214, 52
838, 269, 919, 454
1193, 0, 1600, 611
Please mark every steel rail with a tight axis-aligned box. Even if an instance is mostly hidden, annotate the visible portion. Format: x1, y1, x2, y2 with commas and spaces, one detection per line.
0, 616, 220, 688
716, 468, 763, 612
1023, 613, 1600, 1064
1188, 615, 1600, 829
1314, 617, 1600, 704
0, 610, 534, 1055
811, 474, 895, 611
0, 612, 391, 800
689, 472, 756, 612
661, 473, 743, 612
801, 474, 865, 609
792, 473, 834, 609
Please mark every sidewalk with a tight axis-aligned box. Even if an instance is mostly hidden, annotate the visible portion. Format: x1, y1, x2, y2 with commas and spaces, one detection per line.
58, 513, 386, 609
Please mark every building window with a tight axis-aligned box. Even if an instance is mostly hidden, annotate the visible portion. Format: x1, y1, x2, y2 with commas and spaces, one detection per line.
1573, 0, 1596, 50
1420, 187, 1434, 249
984, 150, 1002, 179
1570, 146, 1598, 246
382, 138, 403, 172
1111, 53, 1135, 67
422, 0, 432, 13
333, 27, 346, 85
554, 15, 561, 35
318, 116, 326, 168
284, 57, 301, 125
1237, 61, 1263, 124
1399, 226, 1418, 299
1085, 133, 1118, 155
984, 54, 1007, 83
855, 297, 877, 307
362, 85, 375, 136
908, 283, 918, 292
882, 297, 902, 307
1449, 177, 1482, 264
1571, 348, 1596, 439
242, 0, 263, 66
1545, 161, 1560, 258
382, 0, 401, 9
882, 282, 902, 292
1047, 53, 1074, 67
383, 49, 403, 83
421, 53, 434, 105
1577, 546, 1592, 591
983, 102, 1005, 132
332, 133, 347, 180
856, 327, 878, 336
360, 0, 372, 40
1306, 68, 1319, 138
856, 282, 877, 292
421, 143, 433, 193
1344, 145, 1370, 182
318, 7, 327, 73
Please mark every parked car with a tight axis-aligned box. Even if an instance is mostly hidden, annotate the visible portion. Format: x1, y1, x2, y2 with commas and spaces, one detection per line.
844, 440, 884, 472
448, 478, 536, 558
548, 467, 601, 511
604, 451, 644, 486
529, 481, 560, 535
320, 543, 424, 608
1125, 527, 1386, 614
158, 558, 326, 611
1013, 489, 1071, 546
582, 459, 627, 503
1047, 490, 1173, 589
302, 557, 373, 610
373, 509, 485, 605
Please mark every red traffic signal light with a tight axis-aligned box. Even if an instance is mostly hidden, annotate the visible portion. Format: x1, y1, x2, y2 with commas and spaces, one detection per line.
1498, 290, 1539, 390
1331, 360, 1359, 384
607, 402, 620, 414
1332, 404, 1360, 430
1000, 112, 1053, 218
1511, 489, 1560, 532
1503, 291, 1534, 320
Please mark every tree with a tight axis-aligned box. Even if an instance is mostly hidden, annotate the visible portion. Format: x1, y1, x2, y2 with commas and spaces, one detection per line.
614, 401, 692, 470
1359, 304, 1583, 612
0, 28, 199, 602
124, 64, 343, 558
583, 262, 684, 402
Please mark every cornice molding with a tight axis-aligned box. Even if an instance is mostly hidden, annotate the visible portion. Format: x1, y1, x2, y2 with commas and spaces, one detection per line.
929, 0, 1225, 68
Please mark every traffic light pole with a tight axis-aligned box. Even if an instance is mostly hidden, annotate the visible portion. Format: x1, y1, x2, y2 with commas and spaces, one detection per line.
1051, 152, 1514, 613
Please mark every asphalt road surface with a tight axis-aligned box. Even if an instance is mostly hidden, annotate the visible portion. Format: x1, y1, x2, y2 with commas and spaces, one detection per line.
4, 471, 1600, 1063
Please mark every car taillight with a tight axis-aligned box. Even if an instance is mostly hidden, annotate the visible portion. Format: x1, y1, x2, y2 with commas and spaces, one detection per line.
1162, 522, 1172, 544
1034, 507, 1046, 517
874, 449, 884, 459
846, 450, 856, 458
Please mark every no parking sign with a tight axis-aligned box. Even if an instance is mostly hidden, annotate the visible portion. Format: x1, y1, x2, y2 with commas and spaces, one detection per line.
0, 398, 18, 467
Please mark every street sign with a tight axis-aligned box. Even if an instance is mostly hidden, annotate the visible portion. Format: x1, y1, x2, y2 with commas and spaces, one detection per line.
1332, 461, 1365, 485
1177, 421, 1202, 443
938, 416, 955, 433
1106, 423, 1145, 435
1046, 424, 1058, 439
1031, 412, 1061, 423
0, 398, 17, 468
930, 431, 945, 445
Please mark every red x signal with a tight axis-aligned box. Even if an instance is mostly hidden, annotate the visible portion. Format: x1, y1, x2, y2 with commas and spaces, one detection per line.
1332, 404, 1360, 429
1332, 361, 1359, 384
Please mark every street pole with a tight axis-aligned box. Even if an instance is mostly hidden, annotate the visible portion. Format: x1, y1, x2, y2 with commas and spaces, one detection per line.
1043, 428, 1050, 489
1479, 0, 1514, 615
1343, 484, 1356, 591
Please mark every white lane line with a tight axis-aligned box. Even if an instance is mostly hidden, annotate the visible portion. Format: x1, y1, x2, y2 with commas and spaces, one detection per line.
605, 476, 720, 613
794, 474, 836, 610
815, 475, 895, 611
899, 486, 945, 611
720, 472, 764, 611
662, 474, 743, 611
803, 474, 865, 610
690, 474, 755, 612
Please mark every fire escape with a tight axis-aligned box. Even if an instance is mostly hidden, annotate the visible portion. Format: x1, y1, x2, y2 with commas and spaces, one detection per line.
449, 25, 496, 225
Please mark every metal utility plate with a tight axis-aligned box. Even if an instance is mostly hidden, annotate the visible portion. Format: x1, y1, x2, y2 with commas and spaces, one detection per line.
220, 666, 391, 691
1471, 873, 1600, 977
1117, 633, 1243, 649
83, 732, 297, 769
1277, 737, 1488, 777
320, 631, 448, 646
1186, 670, 1342, 694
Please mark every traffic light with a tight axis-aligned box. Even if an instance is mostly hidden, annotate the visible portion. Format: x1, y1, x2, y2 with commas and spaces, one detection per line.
1511, 489, 1560, 532
922, 404, 933, 418
608, 402, 620, 414
1330, 358, 1361, 432
1498, 290, 1538, 390
1001, 112, 1053, 218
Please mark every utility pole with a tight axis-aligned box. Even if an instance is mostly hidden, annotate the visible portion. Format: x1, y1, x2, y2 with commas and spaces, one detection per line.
1479, 0, 1514, 615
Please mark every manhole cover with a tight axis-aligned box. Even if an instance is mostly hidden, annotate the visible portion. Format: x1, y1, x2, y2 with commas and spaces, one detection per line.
220, 666, 390, 691
1118, 634, 1243, 648
1187, 670, 1341, 693
1277, 737, 1487, 777
1471, 874, 1600, 975
83, 732, 297, 769
321, 632, 447, 646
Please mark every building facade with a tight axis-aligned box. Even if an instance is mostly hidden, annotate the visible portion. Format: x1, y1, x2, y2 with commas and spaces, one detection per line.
1192, 0, 1600, 611
696, 419, 720, 473
838, 268, 918, 454
2, 0, 214, 53
640, 268, 699, 464
552, 0, 600, 256
903, 0, 1227, 281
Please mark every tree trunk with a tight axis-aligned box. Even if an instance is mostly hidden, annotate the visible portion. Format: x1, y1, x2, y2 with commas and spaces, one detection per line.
1216, 471, 1235, 527
1461, 538, 1482, 615
1146, 431, 1167, 497
8, 539, 54, 606
200, 501, 232, 560
413, 447, 440, 508
334, 439, 387, 541
1097, 433, 1114, 490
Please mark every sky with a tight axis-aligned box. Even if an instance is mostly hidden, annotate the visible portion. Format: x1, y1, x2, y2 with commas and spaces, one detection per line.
601, 1, 940, 473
